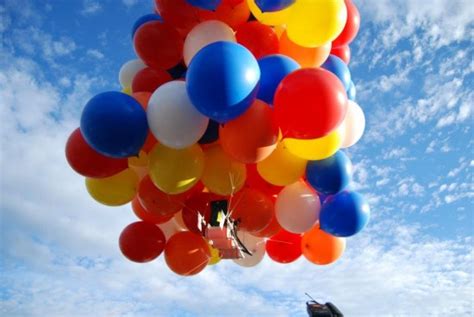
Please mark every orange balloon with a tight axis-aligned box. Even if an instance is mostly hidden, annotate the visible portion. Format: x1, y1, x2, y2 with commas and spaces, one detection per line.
220, 100, 278, 164
230, 188, 274, 233
132, 92, 152, 110
165, 231, 210, 276
137, 175, 187, 217
279, 31, 331, 68
131, 197, 173, 224
197, 0, 250, 30
253, 211, 282, 238
301, 226, 345, 265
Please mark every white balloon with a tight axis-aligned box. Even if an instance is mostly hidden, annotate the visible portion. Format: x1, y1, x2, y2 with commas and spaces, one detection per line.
275, 181, 320, 234
118, 59, 146, 88
233, 231, 266, 267
184, 20, 236, 66
147, 81, 209, 149
339, 100, 366, 148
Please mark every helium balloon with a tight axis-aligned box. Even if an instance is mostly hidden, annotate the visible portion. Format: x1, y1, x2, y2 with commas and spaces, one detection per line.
220, 99, 278, 163
283, 130, 341, 161
86, 168, 138, 206
183, 20, 236, 66
230, 188, 274, 233
245, 164, 283, 197
197, 0, 250, 30
279, 31, 331, 68
235, 21, 279, 59
132, 91, 152, 110
119, 221, 166, 263
252, 212, 282, 237
339, 100, 365, 148
147, 81, 209, 149
266, 229, 302, 263
274, 68, 348, 139
198, 120, 220, 144
257, 142, 307, 186
275, 181, 319, 233
119, 59, 146, 88
182, 192, 224, 233
233, 231, 265, 267
332, 0, 360, 47
131, 13, 163, 39
257, 54, 300, 105
331, 44, 350, 64
66, 128, 128, 178
208, 244, 221, 265
322, 54, 351, 91
142, 133, 158, 153
154, 0, 201, 35
186, 41, 260, 123
247, 0, 292, 26
287, 0, 347, 47
347, 80, 356, 101
131, 197, 173, 224
127, 150, 148, 180
319, 190, 370, 237
132, 67, 172, 93
148, 143, 204, 194
305, 150, 352, 195
80, 91, 148, 158
301, 226, 345, 265
137, 175, 188, 217
134, 21, 184, 70
186, 0, 222, 10
255, 0, 295, 12
201, 144, 246, 195
165, 231, 210, 275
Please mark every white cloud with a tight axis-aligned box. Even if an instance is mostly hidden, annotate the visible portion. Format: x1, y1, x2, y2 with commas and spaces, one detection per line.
80, 0, 102, 16
86, 49, 104, 60
122, 0, 139, 7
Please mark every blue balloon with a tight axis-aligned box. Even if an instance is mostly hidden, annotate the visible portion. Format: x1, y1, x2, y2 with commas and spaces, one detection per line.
186, 0, 221, 10
257, 54, 300, 105
322, 54, 352, 91
347, 80, 356, 101
186, 41, 260, 123
255, 0, 295, 12
80, 92, 148, 158
306, 151, 352, 195
198, 120, 220, 144
319, 191, 370, 237
131, 14, 162, 39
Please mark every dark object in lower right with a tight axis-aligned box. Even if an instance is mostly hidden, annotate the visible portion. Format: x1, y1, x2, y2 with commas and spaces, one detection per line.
306, 300, 343, 317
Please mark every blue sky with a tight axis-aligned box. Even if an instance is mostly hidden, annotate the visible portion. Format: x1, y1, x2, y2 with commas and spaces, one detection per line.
0, 0, 473, 316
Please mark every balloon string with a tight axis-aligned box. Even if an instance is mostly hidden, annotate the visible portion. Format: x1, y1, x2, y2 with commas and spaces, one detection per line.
182, 255, 211, 276
264, 238, 294, 245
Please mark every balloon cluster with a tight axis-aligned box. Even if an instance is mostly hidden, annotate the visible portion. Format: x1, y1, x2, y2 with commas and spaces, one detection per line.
65, 0, 369, 276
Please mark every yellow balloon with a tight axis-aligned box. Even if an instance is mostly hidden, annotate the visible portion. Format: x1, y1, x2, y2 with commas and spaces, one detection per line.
86, 168, 138, 206
202, 144, 246, 196
287, 0, 347, 47
148, 143, 204, 194
121, 86, 132, 95
128, 151, 148, 180
257, 142, 307, 186
208, 244, 221, 265
247, 0, 293, 26
283, 130, 341, 160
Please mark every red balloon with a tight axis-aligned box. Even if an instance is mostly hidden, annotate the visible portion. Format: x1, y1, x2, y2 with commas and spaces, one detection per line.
134, 21, 183, 70
197, 0, 250, 30
131, 197, 173, 224
274, 68, 348, 139
332, 0, 360, 47
137, 175, 187, 217
182, 192, 226, 233
155, 0, 201, 36
235, 21, 279, 59
253, 212, 282, 238
132, 67, 172, 93
230, 188, 274, 233
65, 128, 128, 178
245, 164, 283, 197
119, 221, 166, 263
266, 229, 302, 263
330, 44, 351, 64
132, 92, 152, 110
165, 231, 210, 275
